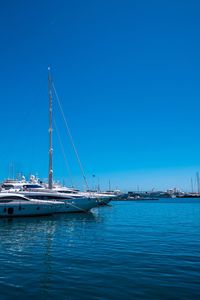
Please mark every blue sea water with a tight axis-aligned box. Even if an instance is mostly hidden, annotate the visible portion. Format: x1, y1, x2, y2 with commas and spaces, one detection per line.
0, 199, 200, 300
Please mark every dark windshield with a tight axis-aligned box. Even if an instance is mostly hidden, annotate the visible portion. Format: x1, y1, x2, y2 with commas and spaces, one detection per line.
1, 184, 15, 190
0, 196, 28, 202
24, 184, 43, 189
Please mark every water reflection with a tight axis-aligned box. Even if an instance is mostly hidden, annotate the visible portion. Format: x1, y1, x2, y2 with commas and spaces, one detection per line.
0, 211, 102, 242
0, 210, 104, 297
0, 211, 104, 252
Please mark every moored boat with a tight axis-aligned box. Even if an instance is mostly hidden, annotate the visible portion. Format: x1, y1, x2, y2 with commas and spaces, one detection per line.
19, 189, 99, 212
0, 69, 101, 214
14, 68, 99, 213
52, 185, 113, 205
0, 193, 65, 217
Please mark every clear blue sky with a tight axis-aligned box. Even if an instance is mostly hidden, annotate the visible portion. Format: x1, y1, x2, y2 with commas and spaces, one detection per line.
0, 0, 200, 191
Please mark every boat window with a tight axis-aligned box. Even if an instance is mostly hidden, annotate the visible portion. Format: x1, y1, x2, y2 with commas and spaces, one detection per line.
28, 195, 71, 200
8, 207, 14, 214
1, 184, 15, 190
23, 184, 43, 189
59, 190, 77, 194
0, 200, 13, 203
0, 196, 29, 202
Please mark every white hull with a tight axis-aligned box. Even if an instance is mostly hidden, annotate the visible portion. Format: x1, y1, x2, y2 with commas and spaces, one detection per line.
0, 202, 63, 217
81, 192, 115, 205
0, 193, 66, 217
53, 188, 114, 206
0, 201, 97, 217
18, 190, 99, 213
0, 193, 99, 218
54, 199, 98, 213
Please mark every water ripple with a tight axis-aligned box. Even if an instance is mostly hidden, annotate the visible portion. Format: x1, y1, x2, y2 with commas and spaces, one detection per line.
0, 199, 200, 300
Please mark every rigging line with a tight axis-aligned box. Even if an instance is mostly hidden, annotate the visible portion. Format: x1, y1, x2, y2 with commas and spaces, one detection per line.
53, 118, 74, 188
52, 82, 90, 191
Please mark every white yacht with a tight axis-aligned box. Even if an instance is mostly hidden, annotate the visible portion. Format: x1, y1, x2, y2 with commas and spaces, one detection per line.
19, 189, 99, 212
1, 177, 44, 192
0, 193, 66, 217
90, 192, 116, 205
0, 179, 100, 211
53, 186, 115, 205
1, 69, 100, 214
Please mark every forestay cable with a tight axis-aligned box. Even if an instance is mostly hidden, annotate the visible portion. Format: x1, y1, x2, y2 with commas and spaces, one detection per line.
52, 83, 90, 191
53, 119, 74, 188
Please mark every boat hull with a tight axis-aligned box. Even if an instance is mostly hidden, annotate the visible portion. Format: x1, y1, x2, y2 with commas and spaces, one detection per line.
17, 191, 99, 213
0, 201, 65, 217
55, 198, 99, 213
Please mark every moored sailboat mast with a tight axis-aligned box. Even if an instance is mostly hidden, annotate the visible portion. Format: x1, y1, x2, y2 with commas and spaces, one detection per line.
48, 67, 53, 189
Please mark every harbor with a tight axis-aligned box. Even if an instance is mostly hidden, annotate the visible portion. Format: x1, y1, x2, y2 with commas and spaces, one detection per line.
1, 0, 200, 299
0, 67, 199, 297
0, 198, 200, 300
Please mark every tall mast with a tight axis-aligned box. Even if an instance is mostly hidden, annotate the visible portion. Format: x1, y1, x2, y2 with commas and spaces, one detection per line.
191, 178, 194, 193
196, 172, 200, 194
48, 67, 53, 189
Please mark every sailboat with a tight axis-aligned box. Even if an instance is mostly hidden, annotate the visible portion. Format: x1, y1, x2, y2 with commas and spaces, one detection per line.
19, 68, 99, 212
